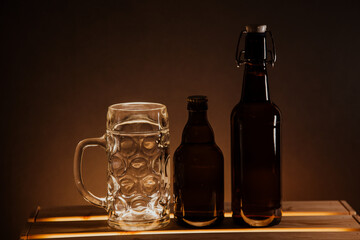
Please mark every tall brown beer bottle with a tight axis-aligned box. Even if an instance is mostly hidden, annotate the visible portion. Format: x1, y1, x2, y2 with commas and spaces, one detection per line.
174, 96, 224, 227
231, 25, 282, 227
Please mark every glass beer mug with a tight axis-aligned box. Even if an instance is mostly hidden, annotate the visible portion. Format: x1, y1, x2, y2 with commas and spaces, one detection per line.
74, 102, 171, 231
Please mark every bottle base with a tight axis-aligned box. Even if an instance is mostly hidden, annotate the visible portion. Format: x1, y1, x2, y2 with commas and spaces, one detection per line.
175, 215, 224, 228
108, 217, 170, 231
233, 208, 282, 227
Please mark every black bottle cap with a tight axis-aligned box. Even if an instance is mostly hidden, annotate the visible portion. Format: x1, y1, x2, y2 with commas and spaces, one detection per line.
187, 95, 208, 111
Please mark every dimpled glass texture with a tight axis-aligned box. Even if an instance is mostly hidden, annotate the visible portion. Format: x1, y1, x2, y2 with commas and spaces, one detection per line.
105, 103, 170, 231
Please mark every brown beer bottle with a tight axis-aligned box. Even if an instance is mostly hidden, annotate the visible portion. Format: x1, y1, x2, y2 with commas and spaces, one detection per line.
231, 25, 282, 227
174, 96, 224, 227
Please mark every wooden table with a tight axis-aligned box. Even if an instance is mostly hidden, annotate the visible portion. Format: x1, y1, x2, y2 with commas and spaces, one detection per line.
21, 201, 360, 239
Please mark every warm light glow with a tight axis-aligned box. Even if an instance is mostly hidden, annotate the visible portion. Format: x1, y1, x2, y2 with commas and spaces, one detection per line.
224, 212, 232, 218
28, 214, 175, 223
21, 228, 360, 239
283, 211, 348, 216
28, 215, 108, 223
28, 211, 350, 223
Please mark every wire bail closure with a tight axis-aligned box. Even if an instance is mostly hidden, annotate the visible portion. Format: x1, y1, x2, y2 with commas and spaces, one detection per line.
235, 29, 277, 68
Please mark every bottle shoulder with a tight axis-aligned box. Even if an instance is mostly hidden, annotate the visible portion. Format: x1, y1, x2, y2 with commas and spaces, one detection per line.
181, 123, 215, 144
174, 143, 224, 160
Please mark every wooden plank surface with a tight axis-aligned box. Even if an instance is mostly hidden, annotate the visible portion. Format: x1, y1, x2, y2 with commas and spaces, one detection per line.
21, 201, 360, 240
31, 200, 356, 222
341, 200, 358, 215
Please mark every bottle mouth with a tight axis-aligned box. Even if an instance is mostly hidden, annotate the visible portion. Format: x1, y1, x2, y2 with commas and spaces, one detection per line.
187, 95, 208, 111
246, 24, 267, 33
187, 95, 207, 103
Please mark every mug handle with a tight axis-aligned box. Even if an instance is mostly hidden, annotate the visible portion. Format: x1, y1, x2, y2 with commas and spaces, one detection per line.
74, 135, 107, 209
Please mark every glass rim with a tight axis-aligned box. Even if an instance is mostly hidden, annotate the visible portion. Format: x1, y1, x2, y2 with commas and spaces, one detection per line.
108, 102, 166, 112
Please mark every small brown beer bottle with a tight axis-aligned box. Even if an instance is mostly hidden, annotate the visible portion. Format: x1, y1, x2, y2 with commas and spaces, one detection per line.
174, 96, 224, 227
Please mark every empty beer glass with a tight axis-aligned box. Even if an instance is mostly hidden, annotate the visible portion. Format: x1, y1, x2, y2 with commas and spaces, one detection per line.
74, 102, 171, 231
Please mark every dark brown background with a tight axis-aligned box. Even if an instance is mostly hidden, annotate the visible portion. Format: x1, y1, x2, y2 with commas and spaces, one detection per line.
1, 0, 360, 238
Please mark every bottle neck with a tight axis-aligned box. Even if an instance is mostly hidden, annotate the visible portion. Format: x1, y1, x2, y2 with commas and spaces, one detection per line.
182, 110, 215, 143
240, 62, 270, 103
188, 110, 208, 123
